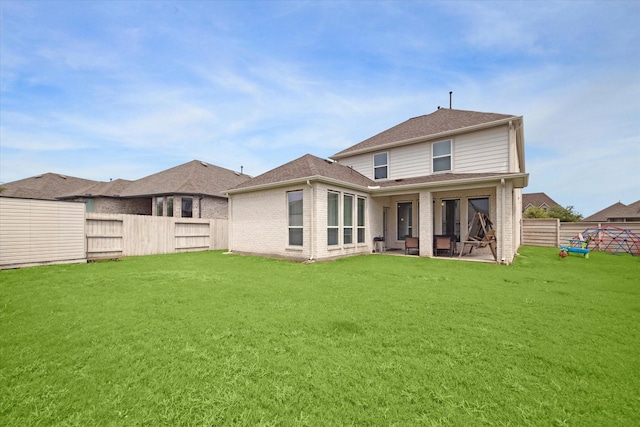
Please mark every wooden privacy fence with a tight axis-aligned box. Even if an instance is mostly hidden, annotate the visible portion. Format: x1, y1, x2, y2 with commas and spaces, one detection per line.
522, 219, 640, 248
86, 213, 228, 260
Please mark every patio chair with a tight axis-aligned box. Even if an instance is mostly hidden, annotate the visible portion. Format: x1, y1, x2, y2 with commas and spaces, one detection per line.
405, 236, 419, 255
434, 235, 455, 257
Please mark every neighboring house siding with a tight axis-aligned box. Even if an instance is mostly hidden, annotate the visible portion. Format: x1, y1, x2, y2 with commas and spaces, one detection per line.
200, 197, 228, 219
0, 198, 86, 268
455, 127, 509, 173
93, 197, 151, 215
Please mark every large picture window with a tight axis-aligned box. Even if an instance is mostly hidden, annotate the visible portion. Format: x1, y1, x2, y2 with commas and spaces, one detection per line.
181, 197, 193, 218
433, 140, 452, 172
288, 191, 303, 246
343, 194, 354, 245
328, 192, 340, 245
468, 197, 489, 222
357, 197, 366, 243
373, 152, 388, 180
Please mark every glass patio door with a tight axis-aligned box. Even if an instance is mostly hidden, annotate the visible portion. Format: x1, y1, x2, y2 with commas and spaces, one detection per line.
441, 199, 460, 241
397, 202, 413, 240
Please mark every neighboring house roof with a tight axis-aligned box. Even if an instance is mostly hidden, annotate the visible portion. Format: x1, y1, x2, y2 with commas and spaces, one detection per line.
0, 173, 98, 200
118, 160, 250, 198
229, 154, 374, 192
58, 179, 134, 199
523, 192, 559, 211
583, 200, 640, 222
3, 160, 250, 201
332, 108, 519, 158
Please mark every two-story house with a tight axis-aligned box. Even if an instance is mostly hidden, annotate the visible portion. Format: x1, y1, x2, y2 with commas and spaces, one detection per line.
227, 108, 528, 263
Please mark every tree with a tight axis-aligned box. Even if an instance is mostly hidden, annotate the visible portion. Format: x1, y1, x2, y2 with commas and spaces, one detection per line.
523, 206, 548, 219
547, 205, 583, 222
523, 205, 583, 222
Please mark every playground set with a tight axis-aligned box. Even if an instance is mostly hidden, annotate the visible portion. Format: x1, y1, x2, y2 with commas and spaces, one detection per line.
559, 225, 640, 258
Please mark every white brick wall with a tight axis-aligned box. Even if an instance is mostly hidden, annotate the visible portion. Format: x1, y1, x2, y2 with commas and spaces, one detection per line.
229, 182, 522, 263
230, 185, 311, 260
229, 182, 374, 261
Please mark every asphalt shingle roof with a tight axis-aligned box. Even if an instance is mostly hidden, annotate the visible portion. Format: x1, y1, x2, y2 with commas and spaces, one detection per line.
523, 192, 559, 209
332, 108, 517, 158
583, 200, 640, 221
118, 160, 251, 198
0, 173, 98, 200
231, 154, 374, 191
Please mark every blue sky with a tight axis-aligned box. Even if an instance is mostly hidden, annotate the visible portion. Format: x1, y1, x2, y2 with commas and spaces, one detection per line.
1, 0, 638, 217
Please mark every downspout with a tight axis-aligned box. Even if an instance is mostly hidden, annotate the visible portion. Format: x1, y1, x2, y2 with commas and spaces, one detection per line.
227, 194, 233, 253
500, 178, 506, 264
306, 180, 314, 261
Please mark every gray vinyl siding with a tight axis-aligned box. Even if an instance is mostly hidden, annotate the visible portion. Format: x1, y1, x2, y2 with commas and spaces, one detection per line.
454, 127, 509, 173
388, 142, 430, 179
340, 153, 374, 180
0, 197, 86, 268
338, 126, 509, 179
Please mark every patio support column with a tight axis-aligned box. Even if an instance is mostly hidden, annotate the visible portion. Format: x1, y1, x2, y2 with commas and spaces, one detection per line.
419, 191, 433, 257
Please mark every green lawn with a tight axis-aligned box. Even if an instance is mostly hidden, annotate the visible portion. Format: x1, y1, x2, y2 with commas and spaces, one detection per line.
1, 247, 639, 426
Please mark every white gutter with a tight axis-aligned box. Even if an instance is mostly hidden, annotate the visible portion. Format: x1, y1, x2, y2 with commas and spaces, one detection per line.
370, 173, 529, 197
227, 175, 373, 195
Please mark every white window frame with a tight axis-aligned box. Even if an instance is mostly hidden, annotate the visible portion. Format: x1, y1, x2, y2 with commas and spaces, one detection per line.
373, 152, 389, 180
327, 191, 340, 246
181, 197, 193, 218
156, 196, 164, 216
287, 190, 303, 247
432, 140, 452, 173
357, 196, 366, 244
343, 194, 354, 246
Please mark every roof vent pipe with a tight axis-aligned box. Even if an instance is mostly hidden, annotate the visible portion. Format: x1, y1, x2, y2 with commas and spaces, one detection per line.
449, 91, 452, 109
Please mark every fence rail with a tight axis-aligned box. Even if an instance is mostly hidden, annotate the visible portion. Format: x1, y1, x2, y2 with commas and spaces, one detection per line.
86, 213, 228, 260
1, 197, 228, 269
522, 219, 640, 248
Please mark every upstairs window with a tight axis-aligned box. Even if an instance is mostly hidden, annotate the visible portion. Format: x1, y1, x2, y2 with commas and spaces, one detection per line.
373, 152, 388, 180
433, 140, 452, 172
